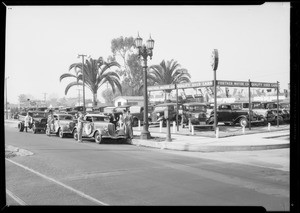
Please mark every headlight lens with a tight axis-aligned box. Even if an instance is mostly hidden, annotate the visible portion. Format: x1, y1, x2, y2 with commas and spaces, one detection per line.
156, 113, 160, 117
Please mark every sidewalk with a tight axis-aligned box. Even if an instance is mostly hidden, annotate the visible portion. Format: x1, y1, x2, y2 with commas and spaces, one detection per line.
131, 129, 290, 152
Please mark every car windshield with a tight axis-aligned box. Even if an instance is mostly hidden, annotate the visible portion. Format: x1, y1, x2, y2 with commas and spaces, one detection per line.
92, 116, 109, 122
59, 115, 74, 120
185, 105, 206, 112
231, 104, 242, 110
266, 103, 277, 109
252, 103, 263, 109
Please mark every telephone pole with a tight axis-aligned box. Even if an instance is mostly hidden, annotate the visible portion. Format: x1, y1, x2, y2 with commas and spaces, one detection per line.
42, 93, 47, 106
78, 54, 87, 113
77, 88, 81, 106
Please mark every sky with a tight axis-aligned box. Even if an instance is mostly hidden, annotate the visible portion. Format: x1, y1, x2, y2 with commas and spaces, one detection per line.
5, 3, 290, 104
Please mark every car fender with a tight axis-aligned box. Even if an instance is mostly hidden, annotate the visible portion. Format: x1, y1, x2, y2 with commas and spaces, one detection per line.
234, 115, 247, 124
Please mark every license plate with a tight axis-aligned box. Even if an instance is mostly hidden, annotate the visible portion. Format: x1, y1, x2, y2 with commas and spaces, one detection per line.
200, 122, 206, 125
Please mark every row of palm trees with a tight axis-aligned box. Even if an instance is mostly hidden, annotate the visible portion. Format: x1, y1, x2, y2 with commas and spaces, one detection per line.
60, 57, 192, 107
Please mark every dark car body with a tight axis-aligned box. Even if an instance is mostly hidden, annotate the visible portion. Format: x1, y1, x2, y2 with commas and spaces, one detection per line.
261, 101, 290, 123
207, 103, 265, 127
72, 114, 127, 143
129, 105, 155, 127
17, 111, 48, 133
150, 103, 181, 126
182, 102, 209, 126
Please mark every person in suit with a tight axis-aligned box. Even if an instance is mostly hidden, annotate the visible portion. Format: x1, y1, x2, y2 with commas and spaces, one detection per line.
24, 112, 32, 132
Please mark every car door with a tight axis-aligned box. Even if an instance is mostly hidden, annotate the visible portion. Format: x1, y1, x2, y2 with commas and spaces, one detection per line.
218, 104, 231, 122
53, 115, 59, 132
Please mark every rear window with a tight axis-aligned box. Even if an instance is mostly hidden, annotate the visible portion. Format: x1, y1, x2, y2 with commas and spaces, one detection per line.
59, 115, 74, 120
92, 116, 109, 122
231, 104, 242, 110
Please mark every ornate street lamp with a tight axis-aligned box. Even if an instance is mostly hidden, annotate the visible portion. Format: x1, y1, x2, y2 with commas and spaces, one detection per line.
135, 33, 155, 139
211, 49, 219, 133
78, 54, 87, 114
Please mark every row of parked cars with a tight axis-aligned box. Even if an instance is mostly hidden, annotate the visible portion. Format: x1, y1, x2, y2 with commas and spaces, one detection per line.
16, 100, 290, 143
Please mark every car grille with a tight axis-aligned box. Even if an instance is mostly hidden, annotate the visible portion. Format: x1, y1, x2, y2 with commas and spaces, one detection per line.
107, 123, 115, 136
41, 118, 47, 124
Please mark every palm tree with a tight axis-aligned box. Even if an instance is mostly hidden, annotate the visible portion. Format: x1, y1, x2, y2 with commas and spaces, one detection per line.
60, 57, 122, 107
148, 59, 191, 100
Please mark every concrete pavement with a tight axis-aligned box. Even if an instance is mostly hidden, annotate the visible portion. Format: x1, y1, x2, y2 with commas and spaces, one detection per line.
131, 128, 290, 152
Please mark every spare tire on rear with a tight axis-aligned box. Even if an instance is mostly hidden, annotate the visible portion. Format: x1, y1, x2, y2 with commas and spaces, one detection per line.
18, 122, 24, 132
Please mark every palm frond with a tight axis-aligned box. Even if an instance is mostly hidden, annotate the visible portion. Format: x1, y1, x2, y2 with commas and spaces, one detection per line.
64, 82, 83, 95
59, 73, 78, 82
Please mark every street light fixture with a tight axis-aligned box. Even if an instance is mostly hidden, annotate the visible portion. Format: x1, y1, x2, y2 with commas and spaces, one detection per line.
78, 54, 87, 114
135, 33, 155, 139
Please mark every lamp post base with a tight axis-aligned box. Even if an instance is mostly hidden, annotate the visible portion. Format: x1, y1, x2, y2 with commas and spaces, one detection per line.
140, 130, 151, 139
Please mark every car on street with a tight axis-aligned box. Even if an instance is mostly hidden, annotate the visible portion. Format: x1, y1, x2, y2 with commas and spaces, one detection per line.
17, 110, 48, 133
207, 103, 266, 127
182, 102, 210, 127
72, 114, 127, 144
46, 113, 76, 138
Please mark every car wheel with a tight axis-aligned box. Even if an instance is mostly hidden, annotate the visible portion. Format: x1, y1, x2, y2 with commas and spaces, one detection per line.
59, 128, 64, 138
94, 131, 102, 144
239, 118, 248, 127
46, 127, 50, 136
73, 129, 78, 141
18, 123, 24, 132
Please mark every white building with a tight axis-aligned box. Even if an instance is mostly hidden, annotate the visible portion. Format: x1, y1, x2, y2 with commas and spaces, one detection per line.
113, 96, 144, 107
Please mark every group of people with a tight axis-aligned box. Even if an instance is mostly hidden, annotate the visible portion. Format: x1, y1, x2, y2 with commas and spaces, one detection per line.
109, 109, 133, 140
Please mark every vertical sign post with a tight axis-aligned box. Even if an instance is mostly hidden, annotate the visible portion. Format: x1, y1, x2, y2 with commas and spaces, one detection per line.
248, 79, 251, 130
211, 49, 219, 134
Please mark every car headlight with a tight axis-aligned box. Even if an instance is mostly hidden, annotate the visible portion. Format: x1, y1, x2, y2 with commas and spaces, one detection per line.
156, 113, 160, 117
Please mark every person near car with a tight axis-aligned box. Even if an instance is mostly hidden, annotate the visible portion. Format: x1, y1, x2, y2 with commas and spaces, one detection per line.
77, 112, 86, 143
124, 110, 133, 140
24, 112, 32, 132
119, 109, 126, 131
47, 110, 55, 132
109, 109, 119, 130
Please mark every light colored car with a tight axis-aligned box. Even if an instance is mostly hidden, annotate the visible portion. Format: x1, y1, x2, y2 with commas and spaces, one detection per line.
46, 113, 76, 138
72, 114, 127, 144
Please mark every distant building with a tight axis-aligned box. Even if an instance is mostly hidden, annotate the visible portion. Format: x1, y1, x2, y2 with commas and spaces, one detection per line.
113, 96, 144, 107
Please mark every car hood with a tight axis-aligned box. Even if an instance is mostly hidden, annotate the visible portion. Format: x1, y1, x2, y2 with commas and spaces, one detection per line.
33, 117, 47, 122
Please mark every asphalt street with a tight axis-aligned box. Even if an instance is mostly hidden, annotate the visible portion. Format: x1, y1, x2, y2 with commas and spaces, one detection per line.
4, 124, 289, 210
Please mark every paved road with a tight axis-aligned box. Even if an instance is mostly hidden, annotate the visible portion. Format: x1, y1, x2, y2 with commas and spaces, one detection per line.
4, 124, 289, 210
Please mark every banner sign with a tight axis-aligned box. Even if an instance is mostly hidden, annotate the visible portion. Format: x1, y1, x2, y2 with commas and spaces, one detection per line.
148, 84, 175, 91
217, 80, 278, 88
217, 80, 249, 87
177, 81, 213, 89
148, 80, 278, 91
250, 82, 278, 88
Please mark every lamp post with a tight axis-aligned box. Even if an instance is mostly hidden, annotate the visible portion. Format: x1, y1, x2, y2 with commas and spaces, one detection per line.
135, 33, 154, 139
78, 54, 87, 114
211, 49, 219, 133
5, 77, 9, 119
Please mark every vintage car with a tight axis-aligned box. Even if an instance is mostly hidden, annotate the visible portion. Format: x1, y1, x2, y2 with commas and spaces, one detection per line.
17, 110, 48, 133
260, 101, 290, 124
129, 105, 155, 127
46, 113, 76, 138
182, 102, 210, 127
66, 106, 85, 116
207, 103, 266, 127
72, 114, 127, 144
149, 102, 182, 126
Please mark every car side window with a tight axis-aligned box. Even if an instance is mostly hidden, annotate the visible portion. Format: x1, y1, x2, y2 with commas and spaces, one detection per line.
85, 116, 92, 122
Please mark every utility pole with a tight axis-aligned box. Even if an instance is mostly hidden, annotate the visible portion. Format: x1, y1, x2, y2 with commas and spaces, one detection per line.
77, 88, 81, 106
42, 93, 47, 106
78, 54, 87, 114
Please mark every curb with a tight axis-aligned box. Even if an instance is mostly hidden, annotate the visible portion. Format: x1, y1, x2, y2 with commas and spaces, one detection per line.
131, 139, 290, 152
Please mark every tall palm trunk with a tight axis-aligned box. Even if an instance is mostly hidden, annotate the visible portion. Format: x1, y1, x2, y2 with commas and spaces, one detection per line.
93, 92, 98, 107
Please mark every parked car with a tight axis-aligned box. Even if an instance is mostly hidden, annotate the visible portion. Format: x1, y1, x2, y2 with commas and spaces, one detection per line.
182, 102, 210, 127
17, 111, 48, 133
150, 102, 182, 126
66, 106, 85, 116
129, 105, 155, 127
103, 106, 116, 116
207, 103, 266, 127
72, 114, 127, 144
261, 101, 290, 124
46, 113, 76, 138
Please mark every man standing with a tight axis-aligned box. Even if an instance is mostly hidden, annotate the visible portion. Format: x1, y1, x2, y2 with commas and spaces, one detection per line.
124, 110, 133, 140
77, 112, 86, 143
47, 110, 55, 132
24, 112, 32, 132
109, 109, 119, 130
